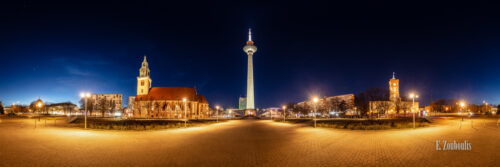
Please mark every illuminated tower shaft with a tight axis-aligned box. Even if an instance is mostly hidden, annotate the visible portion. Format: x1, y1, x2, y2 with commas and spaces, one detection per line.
243, 29, 257, 113
246, 51, 254, 109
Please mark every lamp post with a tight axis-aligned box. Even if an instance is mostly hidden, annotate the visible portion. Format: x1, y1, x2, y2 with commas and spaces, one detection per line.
409, 93, 419, 129
459, 102, 466, 121
459, 101, 466, 129
469, 111, 473, 128
183, 98, 187, 128
482, 101, 488, 114
80, 92, 91, 129
229, 109, 232, 119
313, 97, 319, 128
36, 102, 43, 128
270, 109, 273, 120
282, 105, 287, 122
215, 105, 219, 123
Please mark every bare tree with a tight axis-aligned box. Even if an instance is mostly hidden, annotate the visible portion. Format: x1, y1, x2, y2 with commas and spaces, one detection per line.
371, 101, 391, 119
355, 87, 389, 116
98, 98, 108, 117
0, 101, 4, 114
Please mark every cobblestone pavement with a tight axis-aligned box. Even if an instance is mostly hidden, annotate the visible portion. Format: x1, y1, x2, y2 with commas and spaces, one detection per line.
0, 118, 498, 166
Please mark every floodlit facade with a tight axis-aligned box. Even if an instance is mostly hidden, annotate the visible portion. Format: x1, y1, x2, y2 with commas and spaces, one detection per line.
297, 94, 356, 115
46, 102, 78, 115
87, 94, 123, 111
132, 56, 210, 118
369, 73, 418, 115
239, 97, 246, 110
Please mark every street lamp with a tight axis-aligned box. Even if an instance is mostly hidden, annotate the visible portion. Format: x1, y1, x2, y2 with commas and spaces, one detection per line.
282, 105, 287, 122
80, 92, 91, 129
313, 97, 319, 128
482, 101, 489, 114
409, 93, 419, 129
215, 105, 219, 123
228, 109, 232, 119
183, 98, 187, 128
459, 101, 466, 120
458, 101, 466, 129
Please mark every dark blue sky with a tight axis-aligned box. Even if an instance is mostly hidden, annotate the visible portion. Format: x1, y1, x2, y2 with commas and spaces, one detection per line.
1, 0, 499, 108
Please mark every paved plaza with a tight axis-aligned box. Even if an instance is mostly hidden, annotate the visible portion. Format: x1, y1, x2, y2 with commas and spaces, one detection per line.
0, 118, 498, 166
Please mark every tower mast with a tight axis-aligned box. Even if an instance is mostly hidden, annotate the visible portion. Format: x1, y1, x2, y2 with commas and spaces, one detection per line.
243, 28, 258, 116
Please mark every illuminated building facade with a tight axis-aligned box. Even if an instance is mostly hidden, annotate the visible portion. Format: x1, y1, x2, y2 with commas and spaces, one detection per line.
133, 56, 210, 118
389, 72, 400, 102
239, 97, 246, 110
296, 94, 356, 115
369, 73, 418, 115
88, 94, 123, 111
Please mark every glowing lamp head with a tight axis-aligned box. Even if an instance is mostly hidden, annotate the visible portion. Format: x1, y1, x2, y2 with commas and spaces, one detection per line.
282, 105, 286, 110
215, 105, 220, 110
460, 102, 466, 107
37, 102, 42, 108
80, 92, 91, 98
313, 97, 319, 103
183, 98, 187, 102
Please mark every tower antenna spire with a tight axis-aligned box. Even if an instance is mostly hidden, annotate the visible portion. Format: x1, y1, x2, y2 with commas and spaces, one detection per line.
248, 28, 252, 41
392, 72, 395, 79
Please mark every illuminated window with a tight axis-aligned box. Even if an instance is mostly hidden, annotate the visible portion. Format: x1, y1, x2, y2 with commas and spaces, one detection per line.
141, 81, 144, 86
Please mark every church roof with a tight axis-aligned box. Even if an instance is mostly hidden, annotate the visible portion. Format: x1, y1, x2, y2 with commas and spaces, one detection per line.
136, 87, 208, 103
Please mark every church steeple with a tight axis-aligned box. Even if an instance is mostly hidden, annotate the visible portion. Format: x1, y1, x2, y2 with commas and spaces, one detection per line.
137, 55, 152, 95
140, 55, 150, 77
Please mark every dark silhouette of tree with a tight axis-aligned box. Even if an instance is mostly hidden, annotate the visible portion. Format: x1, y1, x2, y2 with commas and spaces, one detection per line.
0, 101, 4, 114
98, 98, 108, 117
355, 87, 389, 116
80, 98, 96, 116
497, 104, 500, 115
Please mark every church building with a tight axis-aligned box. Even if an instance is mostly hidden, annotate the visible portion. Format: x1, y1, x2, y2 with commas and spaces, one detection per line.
133, 56, 210, 118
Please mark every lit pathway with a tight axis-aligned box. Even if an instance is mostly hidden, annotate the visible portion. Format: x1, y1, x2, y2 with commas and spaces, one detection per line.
0, 119, 498, 166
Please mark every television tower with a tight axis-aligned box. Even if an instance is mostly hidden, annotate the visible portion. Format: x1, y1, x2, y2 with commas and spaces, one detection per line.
243, 28, 257, 116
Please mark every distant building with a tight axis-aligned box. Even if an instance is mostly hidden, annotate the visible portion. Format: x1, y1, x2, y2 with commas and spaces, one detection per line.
128, 96, 135, 110
369, 73, 418, 116
88, 94, 123, 111
261, 107, 283, 118
133, 56, 210, 118
125, 96, 136, 117
46, 102, 78, 115
239, 97, 246, 110
297, 94, 356, 115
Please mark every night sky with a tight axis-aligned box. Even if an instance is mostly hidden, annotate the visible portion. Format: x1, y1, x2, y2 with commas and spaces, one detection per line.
1, 0, 499, 108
